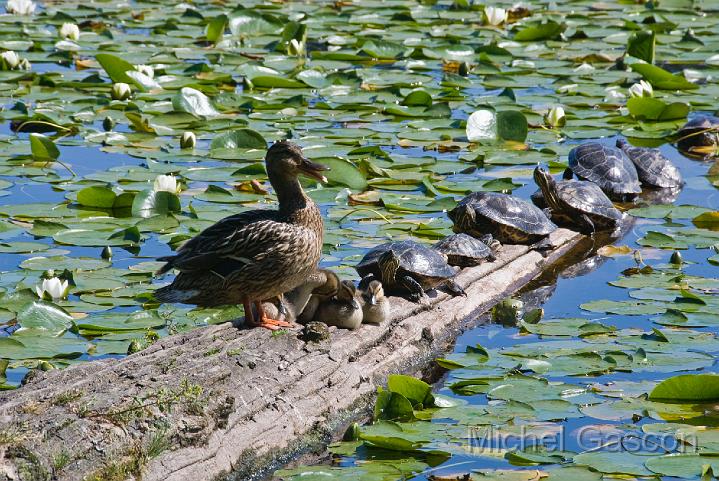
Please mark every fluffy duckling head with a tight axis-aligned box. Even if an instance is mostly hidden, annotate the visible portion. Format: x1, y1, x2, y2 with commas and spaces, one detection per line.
337, 280, 362, 311
314, 269, 340, 297
266, 141, 329, 184
361, 280, 385, 306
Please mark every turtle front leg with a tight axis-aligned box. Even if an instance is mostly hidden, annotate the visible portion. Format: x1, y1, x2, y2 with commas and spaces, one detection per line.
576, 214, 596, 236
442, 279, 466, 297
400, 275, 425, 303
532, 237, 555, 257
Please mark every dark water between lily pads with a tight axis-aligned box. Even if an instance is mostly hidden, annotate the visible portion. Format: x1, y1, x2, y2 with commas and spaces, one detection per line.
1, 0, 719, 479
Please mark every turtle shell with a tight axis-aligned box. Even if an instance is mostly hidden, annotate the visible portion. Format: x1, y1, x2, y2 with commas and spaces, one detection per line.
555, 180, 623, 223
616, 139, 683, 188
677, 115, 719, 152
356, 240, 455, 289
449, 192, 557, 244
567, 142, 641, 199
433, 233, 495, 267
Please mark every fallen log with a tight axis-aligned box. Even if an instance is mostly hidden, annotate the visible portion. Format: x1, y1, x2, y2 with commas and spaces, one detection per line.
0, 228, 583, 481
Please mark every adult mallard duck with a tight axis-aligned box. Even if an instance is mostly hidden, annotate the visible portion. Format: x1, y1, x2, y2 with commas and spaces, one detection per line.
154, 141, 328, 330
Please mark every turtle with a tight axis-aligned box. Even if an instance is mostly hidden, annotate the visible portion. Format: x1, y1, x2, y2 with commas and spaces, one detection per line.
355, 240, 464, 302
565, 142, 641, 201
533, 166, 623, 235
448, 192, 557, 247
616, 139, 683, 189
676, 115, 719, 154
433, 233, 498, 267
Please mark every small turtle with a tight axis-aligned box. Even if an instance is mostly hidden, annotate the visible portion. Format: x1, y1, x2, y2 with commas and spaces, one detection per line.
433, 233, 497, 267
355, 240, 464, 302
448, 192, 557, 247
676, 115, 719, 154
533, 167, 623, 235
566, 142, 641, 201
301, 321, 330, 343
616, 139, 683, 189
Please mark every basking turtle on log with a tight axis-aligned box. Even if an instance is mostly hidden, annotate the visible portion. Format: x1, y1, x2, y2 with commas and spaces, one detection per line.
676, 115, 719, 155
355, 240, 465, 302
433, 233, 498, 267
565, 142, 640, 201
533, 167, 623, 235
154, 141, 328, 330
616, 139, 683, 189
448, 192, 557, 250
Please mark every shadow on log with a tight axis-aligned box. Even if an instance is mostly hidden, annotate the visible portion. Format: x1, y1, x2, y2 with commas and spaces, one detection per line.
0, 229, 583, 481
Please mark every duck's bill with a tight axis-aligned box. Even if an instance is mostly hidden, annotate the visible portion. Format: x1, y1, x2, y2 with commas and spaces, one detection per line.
299, 158, 330, 183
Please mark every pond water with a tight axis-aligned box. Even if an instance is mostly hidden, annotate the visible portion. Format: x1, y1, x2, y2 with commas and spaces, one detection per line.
1, 0, 719, 479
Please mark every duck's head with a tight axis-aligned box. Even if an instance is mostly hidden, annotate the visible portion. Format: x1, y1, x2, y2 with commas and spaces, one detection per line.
266, 140, 329, 183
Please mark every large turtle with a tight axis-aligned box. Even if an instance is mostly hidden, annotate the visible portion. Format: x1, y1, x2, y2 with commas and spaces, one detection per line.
533, 167, 623, 235
433, 233, 497, 267
565, 142, 641, 201
448, 192, 557, 247
616, 139, 683, 189
676, 115, 719, 154
355, 240, 464, 302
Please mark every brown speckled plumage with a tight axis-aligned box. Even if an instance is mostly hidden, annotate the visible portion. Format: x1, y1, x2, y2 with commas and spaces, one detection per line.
154, 141, 326, 324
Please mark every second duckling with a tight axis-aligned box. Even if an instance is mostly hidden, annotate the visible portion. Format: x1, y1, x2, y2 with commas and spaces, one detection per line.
314, 280, 363, 330
360, 279, 390, 324
297, 270, 340, 323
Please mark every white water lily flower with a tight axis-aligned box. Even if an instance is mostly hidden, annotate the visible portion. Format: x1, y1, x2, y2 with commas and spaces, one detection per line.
546, 106, 566, 128
0, 50, 20, 69
604, 86, 626, 102
287, 38, 304, 56
484, 6, 507, 26
59, 23, 80, 41
180, 131, 196, 149
111, 82, 132, 100
6, 0, 35, 15
573, 63, 595, 74
628, 80, 653, 98
154, 174, 178, 193
135, 64, 154, 79
36, 277, 69, 300
466, 109, 497, 142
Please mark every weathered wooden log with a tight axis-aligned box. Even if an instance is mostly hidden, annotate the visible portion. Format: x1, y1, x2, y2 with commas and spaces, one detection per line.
0, 229, 582, 481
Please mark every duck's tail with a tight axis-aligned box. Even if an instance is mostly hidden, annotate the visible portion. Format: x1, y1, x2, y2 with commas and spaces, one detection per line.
154, 284, 199, 304
155, 255, 177, 276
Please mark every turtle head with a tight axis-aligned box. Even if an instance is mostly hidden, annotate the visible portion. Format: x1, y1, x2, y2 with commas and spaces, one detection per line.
362, 280, 384, 306
450, 202, 476, 233
533, 166, 559, 208
378, 250, 401, 283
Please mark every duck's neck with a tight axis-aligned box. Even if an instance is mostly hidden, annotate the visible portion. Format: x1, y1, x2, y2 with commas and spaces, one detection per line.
271, 174, 315, 221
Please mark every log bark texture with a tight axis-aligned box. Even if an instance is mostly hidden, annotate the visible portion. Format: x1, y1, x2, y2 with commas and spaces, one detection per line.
0, 229, 582, 481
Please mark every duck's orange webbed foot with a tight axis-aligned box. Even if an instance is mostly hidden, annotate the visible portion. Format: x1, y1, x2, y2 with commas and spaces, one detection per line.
251, 300, 295, 330
259, 316, 294, 330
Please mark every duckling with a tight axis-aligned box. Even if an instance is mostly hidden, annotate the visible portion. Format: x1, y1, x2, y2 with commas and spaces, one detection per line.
297, 270, 340, 323
360, 279, 390, 324
154, 141, 328, 330
314, 280, 363, 330
260, 268, 337, 323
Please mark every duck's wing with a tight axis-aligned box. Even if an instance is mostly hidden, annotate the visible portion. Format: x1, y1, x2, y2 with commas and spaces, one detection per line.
156, 209, 283, 275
